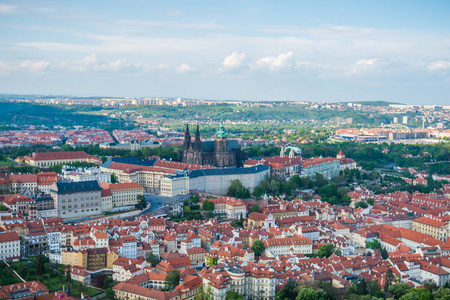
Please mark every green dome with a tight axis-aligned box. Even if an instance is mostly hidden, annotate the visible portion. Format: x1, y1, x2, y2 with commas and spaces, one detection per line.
215, 121, 227, 138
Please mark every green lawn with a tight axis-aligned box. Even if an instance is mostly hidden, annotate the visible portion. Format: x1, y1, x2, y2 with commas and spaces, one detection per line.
0, 160, 16, 166
43, 276, 65, 293
69, 284, 103, 298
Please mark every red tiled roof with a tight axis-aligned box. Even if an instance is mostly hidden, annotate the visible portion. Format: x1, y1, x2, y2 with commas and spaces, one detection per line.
100, 182, 144, 190
31, 151, 95, 161
0, 231, 20, 242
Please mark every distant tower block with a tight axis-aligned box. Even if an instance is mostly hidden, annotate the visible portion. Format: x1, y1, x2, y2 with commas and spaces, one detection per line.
402, 116, 408, 124
393, 117, 399, 124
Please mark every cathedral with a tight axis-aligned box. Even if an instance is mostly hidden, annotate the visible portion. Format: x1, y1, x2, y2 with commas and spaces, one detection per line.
182, 123, 246, 168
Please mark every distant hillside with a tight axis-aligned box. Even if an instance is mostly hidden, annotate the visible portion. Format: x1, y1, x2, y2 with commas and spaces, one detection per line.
0, 101, 126, 130
340, 101, 403, 106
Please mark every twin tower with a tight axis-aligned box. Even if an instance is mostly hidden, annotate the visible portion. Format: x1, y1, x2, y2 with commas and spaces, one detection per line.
181, 123, 245, 168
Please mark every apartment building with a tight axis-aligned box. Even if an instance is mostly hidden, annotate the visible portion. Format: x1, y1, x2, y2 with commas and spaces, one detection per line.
62, 250, 88, 269
263, 235, 313, 256
0, 194, 37, 220
0, 231, 21, 261
160, 175, 189, 197
61, 248, 107, 270
100, 182, 144, 208
412, 216, 449, 241
46, 228, 61, 254
9, 174, 38, 194
50, 180, 102, 219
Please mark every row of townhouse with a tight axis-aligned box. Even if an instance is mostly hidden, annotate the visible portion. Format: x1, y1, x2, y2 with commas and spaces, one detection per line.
0, 172, 58, 194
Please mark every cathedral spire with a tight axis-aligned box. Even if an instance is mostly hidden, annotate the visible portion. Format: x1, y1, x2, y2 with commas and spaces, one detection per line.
195, 124, 201, 151
196, 124, 200, 139
183, 123, 191, 151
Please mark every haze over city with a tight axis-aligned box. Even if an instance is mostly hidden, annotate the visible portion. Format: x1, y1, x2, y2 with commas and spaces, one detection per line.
0, 0, 449, 104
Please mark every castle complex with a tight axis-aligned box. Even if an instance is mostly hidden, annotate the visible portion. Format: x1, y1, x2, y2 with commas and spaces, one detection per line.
182, 123, 246, 167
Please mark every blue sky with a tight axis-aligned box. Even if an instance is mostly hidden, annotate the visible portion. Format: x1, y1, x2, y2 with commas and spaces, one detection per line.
0, 0, 449, 105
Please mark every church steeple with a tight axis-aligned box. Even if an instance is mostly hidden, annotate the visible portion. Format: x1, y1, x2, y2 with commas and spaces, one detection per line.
194, 124, 201, 151
289, 148, 295, 158
183, 124, 191, 150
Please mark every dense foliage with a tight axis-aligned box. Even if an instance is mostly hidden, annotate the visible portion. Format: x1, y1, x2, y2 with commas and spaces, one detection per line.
251, 240, 265, 257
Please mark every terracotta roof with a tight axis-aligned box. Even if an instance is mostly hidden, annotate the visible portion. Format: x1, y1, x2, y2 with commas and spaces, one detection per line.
0, 231, 20, 242
413, 216, 446, 228
101, 189, 112, 197
31, 151, 98, 161
100, 181, 144, 190
9, 174, 38, 183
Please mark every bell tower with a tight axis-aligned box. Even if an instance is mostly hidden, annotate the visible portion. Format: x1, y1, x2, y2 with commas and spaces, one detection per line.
214, 121, 229, 167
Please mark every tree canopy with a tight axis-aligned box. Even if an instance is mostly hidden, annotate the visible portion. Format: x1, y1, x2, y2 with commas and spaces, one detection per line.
145, 252, 160, 267
318, 243, 341, 258
202, 200, 215, 211
165, 270, 181, 290
227, 179, 251, 199
251, 240, 265, 257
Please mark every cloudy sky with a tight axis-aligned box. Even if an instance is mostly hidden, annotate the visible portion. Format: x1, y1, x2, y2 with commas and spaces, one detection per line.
0, 0, 449, 104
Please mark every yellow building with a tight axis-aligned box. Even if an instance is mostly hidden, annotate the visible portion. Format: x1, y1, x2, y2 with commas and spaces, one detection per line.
412, 216, 448, 241
259, 203, 299, 220
61, 250, 88, 269
107, 251, 120, 269
186, 247, 208, 267
245, 212, 268, 229
100, 182, 144, 208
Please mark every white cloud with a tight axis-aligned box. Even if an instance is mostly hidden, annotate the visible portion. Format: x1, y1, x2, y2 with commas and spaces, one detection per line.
219, 52, 247, 73
427, 60, 450, 71
59, 54, 141, 72
19, 60, 50, 74
355, 58, 380, 66
0, 4, 18, 14
0, 60, 50, 75
176, 64, 191, 74
342, 58, 387, 77
255, 51, 295, 71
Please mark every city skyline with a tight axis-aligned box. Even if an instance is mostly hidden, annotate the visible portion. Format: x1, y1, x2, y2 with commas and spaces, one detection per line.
0, 0, 449, 105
